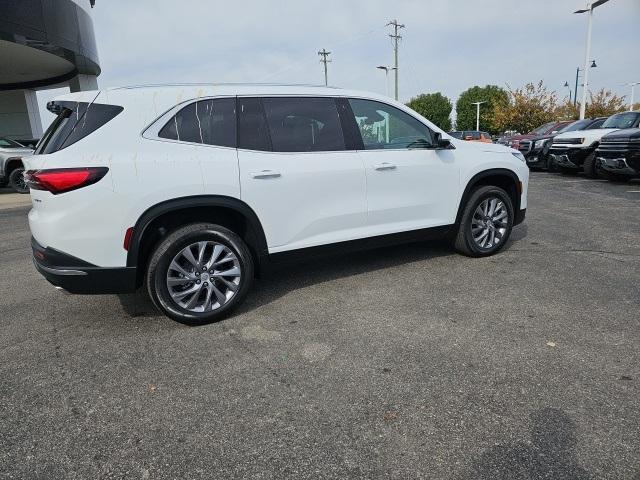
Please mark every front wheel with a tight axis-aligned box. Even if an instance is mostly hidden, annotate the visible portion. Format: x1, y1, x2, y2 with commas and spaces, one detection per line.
146, 223, 254, 325
8, 167, 28, 194
454, 186, 514, 257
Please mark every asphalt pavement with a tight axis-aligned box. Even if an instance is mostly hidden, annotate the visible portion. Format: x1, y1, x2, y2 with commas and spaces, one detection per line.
0, 173, 638, 479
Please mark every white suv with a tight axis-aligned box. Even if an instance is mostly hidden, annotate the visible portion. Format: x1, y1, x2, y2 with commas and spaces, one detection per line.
25, 84, 529, 325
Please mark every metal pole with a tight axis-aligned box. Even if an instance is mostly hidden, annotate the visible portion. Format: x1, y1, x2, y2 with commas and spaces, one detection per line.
574, 67, 579, 107
476, 103, 480, 131
630, 83, 637, 111
579, 6, 593, 120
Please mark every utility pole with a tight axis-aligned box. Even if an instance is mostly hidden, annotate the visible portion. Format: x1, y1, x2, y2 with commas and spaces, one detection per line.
387, 19, 404, 101
318, 49, 331, 86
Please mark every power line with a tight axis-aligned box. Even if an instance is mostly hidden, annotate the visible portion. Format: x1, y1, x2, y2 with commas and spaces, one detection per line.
318, 49, 331, 86
386, 19, 404, 101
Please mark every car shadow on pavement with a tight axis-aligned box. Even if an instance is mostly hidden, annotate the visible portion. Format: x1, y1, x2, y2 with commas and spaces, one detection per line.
464, 408, 592, 480
118, 224, 528, 321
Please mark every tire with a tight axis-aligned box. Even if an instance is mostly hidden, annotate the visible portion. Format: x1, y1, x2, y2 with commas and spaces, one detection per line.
454, 185, 514, 257
8, 167, 28, 194
0, 177, 8, 188
146, 223, 254, 325
582, 151, 598, 178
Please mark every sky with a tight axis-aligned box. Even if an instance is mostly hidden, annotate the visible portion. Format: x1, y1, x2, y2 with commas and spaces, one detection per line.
37, 0, 640, 128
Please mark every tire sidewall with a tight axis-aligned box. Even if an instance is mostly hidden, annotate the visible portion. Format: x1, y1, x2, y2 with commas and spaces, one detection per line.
462, 187, 514, 256
9, 168, 28, 194
149, 226, 253, 325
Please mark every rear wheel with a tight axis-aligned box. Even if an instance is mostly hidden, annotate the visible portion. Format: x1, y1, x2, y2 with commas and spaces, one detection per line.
454, 186, 514, 257
146, 223, 254, 325
8, 167, 28, 193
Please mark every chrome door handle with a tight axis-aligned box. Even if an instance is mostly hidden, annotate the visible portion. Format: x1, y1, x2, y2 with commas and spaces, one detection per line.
374, 162, 397, 171
250, 170, 281, 179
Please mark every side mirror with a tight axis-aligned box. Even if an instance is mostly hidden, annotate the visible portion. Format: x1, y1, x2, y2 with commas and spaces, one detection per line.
432, 132, 454, 150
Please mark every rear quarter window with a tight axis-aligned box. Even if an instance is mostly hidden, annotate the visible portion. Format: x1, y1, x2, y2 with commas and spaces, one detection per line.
35, 102, 123, 155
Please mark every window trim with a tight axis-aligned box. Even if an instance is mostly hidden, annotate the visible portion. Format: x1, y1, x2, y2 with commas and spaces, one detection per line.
142, 95, 238, 151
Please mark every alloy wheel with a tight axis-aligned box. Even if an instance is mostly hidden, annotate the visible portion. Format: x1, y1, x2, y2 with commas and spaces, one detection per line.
471, 197, 509, 249
166, 241, 241, 312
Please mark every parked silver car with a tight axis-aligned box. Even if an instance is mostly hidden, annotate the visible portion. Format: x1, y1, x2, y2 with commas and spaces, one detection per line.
0, 138, 33, 193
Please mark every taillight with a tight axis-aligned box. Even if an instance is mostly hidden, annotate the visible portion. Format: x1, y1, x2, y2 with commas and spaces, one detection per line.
25, 167, 108, 194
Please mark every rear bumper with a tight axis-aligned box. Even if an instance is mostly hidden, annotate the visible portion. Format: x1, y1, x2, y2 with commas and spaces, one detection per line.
31, 237, 137, 294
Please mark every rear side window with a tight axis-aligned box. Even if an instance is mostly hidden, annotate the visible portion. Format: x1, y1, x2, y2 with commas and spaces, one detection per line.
262, 97, 345, 152
158, 98, 236, 147
237, 97, 272, 151
35, 102, 123, 155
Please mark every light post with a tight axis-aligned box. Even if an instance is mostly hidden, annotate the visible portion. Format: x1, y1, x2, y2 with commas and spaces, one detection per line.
574, 0, 610, 119
377, 66, 396, 97
573, 61, 596, 107
564, 81, 572, 103
624, 82, 639, 111
471, 101, 486, 131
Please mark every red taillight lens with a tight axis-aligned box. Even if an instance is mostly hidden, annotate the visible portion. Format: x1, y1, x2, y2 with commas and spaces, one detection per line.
123, 227, 134, 251
25, 167, 108, 194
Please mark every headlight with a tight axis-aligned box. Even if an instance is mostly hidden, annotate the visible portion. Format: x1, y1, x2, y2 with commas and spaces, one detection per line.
534, 139, 548, 149
511, 152, 526, 163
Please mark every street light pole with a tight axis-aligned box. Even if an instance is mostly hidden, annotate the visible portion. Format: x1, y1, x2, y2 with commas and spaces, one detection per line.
471, 101, 486, 131
574, 0, 610, 119
377, 66, 396, 97
564, 81, 572, 103
625, 82, 639, 111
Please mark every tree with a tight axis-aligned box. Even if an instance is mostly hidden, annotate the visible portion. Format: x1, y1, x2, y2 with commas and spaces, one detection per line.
585, 89, 626, 118
455, 85, 508, 134
554, 100, 579, 121
493, 81, 558, 134
406, 92, 452, 131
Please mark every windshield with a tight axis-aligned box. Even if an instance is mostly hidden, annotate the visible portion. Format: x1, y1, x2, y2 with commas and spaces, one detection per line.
559, 119, 591, 133
449, 131, 463, 139
0, 138, 25, 148
601, 112, 640, 129
531, 122, 555, 135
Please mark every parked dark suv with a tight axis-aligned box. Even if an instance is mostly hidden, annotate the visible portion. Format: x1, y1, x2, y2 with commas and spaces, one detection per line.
518, 117, 607, 170
596, 127, 640, 181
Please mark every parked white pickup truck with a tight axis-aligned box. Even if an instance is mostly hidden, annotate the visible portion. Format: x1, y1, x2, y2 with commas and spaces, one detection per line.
0, 138, 33, 193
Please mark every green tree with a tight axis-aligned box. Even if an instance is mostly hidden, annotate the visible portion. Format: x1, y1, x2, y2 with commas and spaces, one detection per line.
585, 89, 626, 118
406, 92, 452, 131
455, 85, 508, 134
493, 81, 558, 134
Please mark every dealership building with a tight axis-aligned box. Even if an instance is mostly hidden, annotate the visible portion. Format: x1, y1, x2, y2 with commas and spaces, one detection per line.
0, 0, 100, 142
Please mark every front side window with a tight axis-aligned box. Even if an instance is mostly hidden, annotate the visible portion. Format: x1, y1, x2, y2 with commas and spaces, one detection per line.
348, 98, 433, 149
159, 98, 236, 148
261, 97, 345, 152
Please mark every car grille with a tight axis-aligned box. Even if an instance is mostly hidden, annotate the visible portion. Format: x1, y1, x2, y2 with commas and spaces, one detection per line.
518, 140, 532, 153
597, 140, 640, 170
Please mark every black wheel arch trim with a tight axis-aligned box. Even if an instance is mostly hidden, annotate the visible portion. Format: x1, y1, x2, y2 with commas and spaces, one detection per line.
455, 168, 523, 226
126, 195, 269, 269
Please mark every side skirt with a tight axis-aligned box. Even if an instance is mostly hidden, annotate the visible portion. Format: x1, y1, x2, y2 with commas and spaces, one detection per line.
266, 225, 453, 266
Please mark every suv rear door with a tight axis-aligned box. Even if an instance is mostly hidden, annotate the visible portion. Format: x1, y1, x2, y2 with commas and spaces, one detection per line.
237, 96, 367, 253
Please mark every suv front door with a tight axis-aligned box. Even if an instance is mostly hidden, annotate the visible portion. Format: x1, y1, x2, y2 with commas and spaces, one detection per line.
347, 98, 459, 235
237, 96, 367, 253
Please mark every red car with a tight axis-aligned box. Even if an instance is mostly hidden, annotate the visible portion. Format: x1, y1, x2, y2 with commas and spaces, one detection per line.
499, 121, 574, 150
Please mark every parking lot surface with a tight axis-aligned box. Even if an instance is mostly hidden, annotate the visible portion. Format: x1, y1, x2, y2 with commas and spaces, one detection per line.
1, 173, 639, 479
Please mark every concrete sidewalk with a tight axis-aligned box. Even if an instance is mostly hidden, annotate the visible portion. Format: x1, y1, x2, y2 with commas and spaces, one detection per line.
0, 188, 31, 210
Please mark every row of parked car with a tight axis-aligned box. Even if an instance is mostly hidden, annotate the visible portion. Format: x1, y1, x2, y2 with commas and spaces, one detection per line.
496, 111, 640, 181
0, 137, 33, 193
